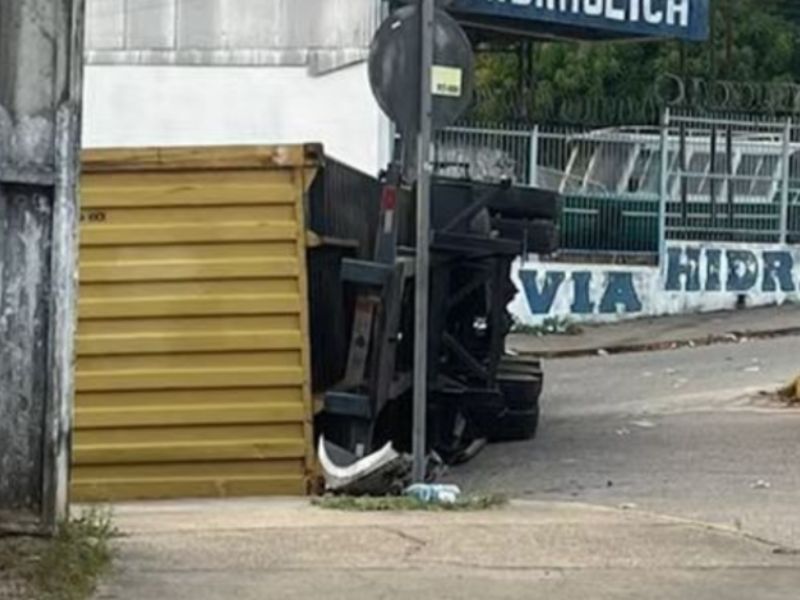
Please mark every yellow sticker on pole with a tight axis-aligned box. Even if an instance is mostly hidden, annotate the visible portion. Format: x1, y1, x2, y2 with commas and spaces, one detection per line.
432, 66, 463, 98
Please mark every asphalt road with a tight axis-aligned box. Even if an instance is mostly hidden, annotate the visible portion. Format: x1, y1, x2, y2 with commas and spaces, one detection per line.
452, 335, 800, 549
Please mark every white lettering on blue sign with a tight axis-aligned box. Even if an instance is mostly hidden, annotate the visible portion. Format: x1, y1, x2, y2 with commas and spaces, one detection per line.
486, 0, 690, 27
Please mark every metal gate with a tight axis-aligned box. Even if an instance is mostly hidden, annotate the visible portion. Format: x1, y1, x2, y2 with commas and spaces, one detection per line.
664, 110, 798, 244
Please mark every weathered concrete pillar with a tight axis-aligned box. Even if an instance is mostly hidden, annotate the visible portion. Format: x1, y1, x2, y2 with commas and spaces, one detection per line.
0, 0, 85, 534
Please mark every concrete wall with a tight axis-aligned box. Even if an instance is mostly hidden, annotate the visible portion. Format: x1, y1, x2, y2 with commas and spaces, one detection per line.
82, 62, 388, 175
1, 0, 82, 533
510, 243, 800, 325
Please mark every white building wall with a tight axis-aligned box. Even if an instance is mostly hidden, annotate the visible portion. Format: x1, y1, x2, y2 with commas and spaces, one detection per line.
81, 0, 390, 175
82, 62, 387, 175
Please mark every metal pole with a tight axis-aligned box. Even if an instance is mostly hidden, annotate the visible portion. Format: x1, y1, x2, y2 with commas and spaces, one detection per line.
528, 124, 540, 187
658, 107, 671, 266
412, 0, 435, 483
780, 117, 791, 245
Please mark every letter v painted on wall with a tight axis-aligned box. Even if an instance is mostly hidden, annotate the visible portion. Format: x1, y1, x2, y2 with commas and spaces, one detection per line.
519, 271, 565, 314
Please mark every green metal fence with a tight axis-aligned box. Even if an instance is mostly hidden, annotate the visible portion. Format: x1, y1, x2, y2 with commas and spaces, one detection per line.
435, 111, 800, 257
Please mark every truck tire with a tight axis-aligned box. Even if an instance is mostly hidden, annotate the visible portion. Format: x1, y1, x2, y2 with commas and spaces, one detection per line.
488, 405, 540, 442
488, 372, 542, 442
497, 373, 543, 411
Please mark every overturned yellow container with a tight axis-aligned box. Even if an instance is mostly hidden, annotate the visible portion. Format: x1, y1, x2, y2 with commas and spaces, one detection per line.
72, 145, 320, 501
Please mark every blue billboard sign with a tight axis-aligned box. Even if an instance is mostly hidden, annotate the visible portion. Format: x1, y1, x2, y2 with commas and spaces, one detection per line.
450, 0, 710, 42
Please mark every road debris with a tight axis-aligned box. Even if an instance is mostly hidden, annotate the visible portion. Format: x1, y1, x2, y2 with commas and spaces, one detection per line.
751, 480, 771, 490
619, 503, 638, 510
318, 437, 412, 496
631, 420, 656, 429
405, 483, 462, 505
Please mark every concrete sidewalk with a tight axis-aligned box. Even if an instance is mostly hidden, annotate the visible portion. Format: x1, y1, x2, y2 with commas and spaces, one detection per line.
509, 304, 800, 357
95, 498, 800, 600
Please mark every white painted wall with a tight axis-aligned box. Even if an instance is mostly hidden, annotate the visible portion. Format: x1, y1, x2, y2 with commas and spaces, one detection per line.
509, 259, 658, 326
510, 243, 800, 326
82, 62, 388, 176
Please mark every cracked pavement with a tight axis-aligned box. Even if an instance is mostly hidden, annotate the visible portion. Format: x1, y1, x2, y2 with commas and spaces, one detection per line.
94, 336, 800, 599
96, 497, 800, 600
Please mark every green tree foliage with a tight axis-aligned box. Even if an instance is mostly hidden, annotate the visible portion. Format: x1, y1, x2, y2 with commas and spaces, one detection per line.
473, 0, 800, 123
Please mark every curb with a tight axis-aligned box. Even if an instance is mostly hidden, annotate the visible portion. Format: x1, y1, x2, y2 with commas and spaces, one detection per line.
513, 326, 800, 359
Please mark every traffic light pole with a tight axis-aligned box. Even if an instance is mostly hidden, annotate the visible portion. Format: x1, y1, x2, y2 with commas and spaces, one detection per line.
412, 0, 436, 483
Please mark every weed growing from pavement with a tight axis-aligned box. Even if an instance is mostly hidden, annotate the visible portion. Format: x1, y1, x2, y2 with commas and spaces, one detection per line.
312, 494, 508, 512
778, 378, 800, 404
512, 316, 583, 337
0, 508, 117, 600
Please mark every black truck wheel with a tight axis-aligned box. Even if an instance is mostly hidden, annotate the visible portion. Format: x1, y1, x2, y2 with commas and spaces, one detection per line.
488, 372, 543, 442
497, 372, 542, 410
489, 405, 540, 442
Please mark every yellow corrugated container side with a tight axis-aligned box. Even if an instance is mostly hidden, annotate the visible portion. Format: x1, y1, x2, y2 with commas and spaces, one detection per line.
72, 145, 320, 501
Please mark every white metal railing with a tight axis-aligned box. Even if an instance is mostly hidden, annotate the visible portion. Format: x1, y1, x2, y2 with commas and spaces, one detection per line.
434, 111, 800, 259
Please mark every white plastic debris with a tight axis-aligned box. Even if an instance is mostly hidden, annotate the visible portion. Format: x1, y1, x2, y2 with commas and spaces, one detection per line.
405, 483, 462, 505
751, 480, 771, 490
318, 437, 411, 495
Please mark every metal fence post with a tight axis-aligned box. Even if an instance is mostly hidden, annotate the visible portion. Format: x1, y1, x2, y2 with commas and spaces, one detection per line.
780, 117, 792, 245
528, 124, 540, 187
658, 107, 671, 266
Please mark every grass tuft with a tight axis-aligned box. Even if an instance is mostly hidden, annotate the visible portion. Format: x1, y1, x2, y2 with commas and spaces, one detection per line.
778, 377, 800, 404
512, 316, 583, 337
0, 508, 117, 600
313, 494, 508, 512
